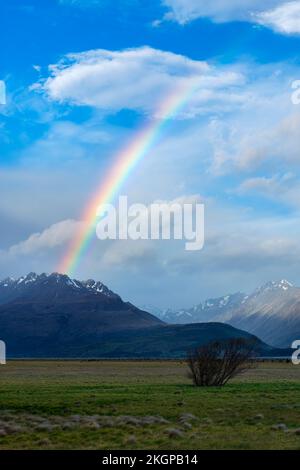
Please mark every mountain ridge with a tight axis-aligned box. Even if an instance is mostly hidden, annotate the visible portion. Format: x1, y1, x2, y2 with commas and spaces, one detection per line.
0, 272, 287, 358
147, 279, 300, 348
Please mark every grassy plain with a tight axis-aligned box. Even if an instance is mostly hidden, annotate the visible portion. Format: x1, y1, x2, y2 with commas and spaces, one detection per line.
0, 360, 299, 450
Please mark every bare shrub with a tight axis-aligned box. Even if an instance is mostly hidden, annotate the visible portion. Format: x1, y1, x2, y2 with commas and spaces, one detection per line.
187, 338, 257, 387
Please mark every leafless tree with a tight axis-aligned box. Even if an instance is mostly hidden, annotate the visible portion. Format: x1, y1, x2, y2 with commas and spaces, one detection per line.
187, 338, 257, 387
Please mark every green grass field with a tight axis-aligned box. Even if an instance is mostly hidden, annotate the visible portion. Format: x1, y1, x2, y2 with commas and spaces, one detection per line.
0, 360, 300, 450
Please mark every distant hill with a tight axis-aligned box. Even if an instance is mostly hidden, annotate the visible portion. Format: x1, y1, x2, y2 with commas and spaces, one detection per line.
147, 280, 300, 348
67, 323, 287, 359
0, 273, 289, 358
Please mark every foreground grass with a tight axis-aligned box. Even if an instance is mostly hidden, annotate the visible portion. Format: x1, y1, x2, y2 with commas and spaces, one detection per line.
0, 360, 299, 450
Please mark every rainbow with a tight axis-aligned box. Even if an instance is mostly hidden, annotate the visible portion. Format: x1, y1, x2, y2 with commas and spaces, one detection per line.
58, 78, 197, 276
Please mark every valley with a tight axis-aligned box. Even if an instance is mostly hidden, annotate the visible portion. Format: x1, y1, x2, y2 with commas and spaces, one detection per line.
0, 360, 299, 450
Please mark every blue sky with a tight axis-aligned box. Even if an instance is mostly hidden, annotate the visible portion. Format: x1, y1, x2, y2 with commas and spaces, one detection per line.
1, 0, 300, 307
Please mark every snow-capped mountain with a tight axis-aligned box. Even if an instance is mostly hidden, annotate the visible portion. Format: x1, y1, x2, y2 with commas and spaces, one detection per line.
226, 280, 300, 348
0, 272, 121, 304
150, 280, 300, 348
145, 292, 246, 324
0, 272, 279, 358
0, 271, 165, 336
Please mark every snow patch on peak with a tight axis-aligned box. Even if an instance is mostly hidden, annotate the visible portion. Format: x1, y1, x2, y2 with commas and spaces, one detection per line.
241, 295, 249, 304
278, 279, 293, 290
71, 279, 83, 289
219, 295, 230, 307
0, 277, 15, 287
23, 272, 38, 284
256, 279, 294, 294
82, 279, 116, 298
0, 272, 120, 302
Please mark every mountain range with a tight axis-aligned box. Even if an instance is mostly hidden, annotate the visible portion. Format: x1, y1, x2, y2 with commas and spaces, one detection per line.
146, 280, 300, 348
0, 273, 287, 358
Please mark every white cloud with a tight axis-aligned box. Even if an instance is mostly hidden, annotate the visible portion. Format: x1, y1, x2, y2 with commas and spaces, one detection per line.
236, 174, 292, 195
101, 241, 158, 269
162, 0, 300, 35
9, 220, 83, 256
234, 171, 300, 209
39, 47, 244, 118
256, 1, 300, 35
163, 0, 273, 23
5, 48, 300, 305
214, 111, 300, 174
22, 120, 111, 164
